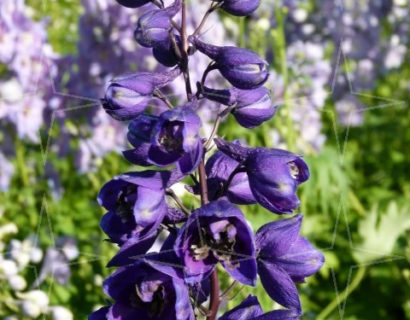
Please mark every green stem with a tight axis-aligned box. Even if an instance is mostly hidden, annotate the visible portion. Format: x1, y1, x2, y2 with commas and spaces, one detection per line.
317, 266, 366, 320
271, 2, 293, 150
14, 134, 29, 187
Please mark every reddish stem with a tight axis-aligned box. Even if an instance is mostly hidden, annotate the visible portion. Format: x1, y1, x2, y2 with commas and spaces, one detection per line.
207, 270, 220, 320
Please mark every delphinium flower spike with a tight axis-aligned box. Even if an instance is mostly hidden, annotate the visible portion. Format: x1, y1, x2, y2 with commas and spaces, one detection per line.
90, 0, 324, 319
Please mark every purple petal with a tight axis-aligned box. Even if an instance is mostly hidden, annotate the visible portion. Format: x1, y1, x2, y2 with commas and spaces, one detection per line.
107, 235, 158, 267
219, 295, 263, 320
177, 139, 203, 174
255, 215, 303, 258
258, 260, 301, 310
254, 309, 301, 320
107, 303, 147, 320
133, 187, 167, 227
214, 138, 250, 163
276, 237, 324, 282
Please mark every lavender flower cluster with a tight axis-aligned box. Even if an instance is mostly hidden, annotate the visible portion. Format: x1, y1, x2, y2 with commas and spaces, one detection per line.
90, 1, 324, 319
280, 0, 408, 126
0, 222, 77, 319
0, 0, 59, 190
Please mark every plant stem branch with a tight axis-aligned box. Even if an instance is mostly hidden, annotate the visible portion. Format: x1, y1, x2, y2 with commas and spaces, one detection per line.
317, 266, 367, 320
181, 0, 193, 100
192, 2, 222, 37
198, 154, 219, 320
203, 115, 221, 151
166, 189, 191, 215
219, 280, 238, 300
153, 89, 174, 109
207, 269, 220, 320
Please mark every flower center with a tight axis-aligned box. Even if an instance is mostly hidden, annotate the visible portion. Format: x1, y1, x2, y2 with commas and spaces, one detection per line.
131, 279, 166, 317
159, 121, 184, 153
190, 221, 239, 268
115, 186, 137, 221
287, 161, 300, 180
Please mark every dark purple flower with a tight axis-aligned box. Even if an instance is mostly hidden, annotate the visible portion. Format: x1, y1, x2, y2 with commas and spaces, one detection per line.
214, 139, 309, 214
103, 68, 181, 121
214, 0, 261, 16
103, 261, 194, 320
134, 0, 181, 48
219, 295, 301, 320
255, 214, 324, 311
175, 198, 257, 285
115, 0, 151, 8
203, 148, 255, 204
190, 36, 269, 89
98, 170, 172, 246
202, 86, 276, 128
153, 37, 181, 67
124, 103, 203, 174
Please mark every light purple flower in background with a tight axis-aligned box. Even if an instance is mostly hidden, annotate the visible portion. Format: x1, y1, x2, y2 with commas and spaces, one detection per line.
0, 152, 14, 191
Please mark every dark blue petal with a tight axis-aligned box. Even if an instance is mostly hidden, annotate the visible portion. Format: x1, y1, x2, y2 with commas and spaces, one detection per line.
219, 295, 263, 320
258, 260, 301, 310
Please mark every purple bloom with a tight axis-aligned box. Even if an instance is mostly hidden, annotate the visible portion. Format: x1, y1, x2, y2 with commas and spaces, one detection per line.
190, 36, 269, 89
255, 214, 324, 310
219, 295, 301, 320
134, 0, 181, 48
102, 261, 194, 320
98, 170, 172, 246
216, 0, 261, 17
202, 86, 276, 128
214, 139, 309, 214
153, 36, 181, 67
175, 198, 257, 286
124, 103, 203, 174
103, 68, 181, 121
187, 148, 256, 204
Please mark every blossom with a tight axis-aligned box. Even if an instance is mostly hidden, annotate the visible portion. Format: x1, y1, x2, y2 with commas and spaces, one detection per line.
103, 68, 181, 121
190, 36, 269, 89
175, 199, 257, 285
98, 170, 171, 244
124, 104, 203, 174
102, 261, 194, 320
214, 139, 309, 214
255, 214, 324, 310
134, 0, 181, 48
201, 86, 276, 128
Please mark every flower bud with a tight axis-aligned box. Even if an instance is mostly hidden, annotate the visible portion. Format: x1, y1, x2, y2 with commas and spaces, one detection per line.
190, 37, 269, 89
134, 0, 181, 48
49, 306, 73, 320
115, 0, 151, 8
17, 290, 49, 312
152, 35, 181, 67
202, 86, 276, 128
21, 301, 41, 319
217, 0, 261, 16
103, 68, 181, 121
0, 259, 18, 276
8, 274, 27, 291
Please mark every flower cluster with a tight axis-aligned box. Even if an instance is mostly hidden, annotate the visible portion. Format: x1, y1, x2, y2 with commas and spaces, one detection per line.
90, 1, 324, 319
0, 0, 59, 190
0, 223, 76, 319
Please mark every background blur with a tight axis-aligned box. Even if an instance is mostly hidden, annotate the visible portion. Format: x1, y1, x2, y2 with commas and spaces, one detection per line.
0, 0, 409, 319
